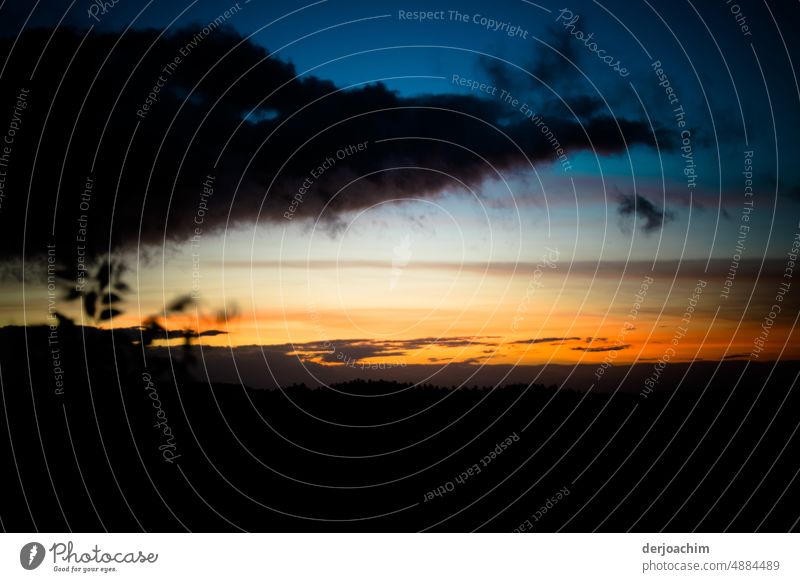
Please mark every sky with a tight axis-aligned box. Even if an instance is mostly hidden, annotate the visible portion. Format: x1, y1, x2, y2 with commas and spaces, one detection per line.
1, 0, 799, 382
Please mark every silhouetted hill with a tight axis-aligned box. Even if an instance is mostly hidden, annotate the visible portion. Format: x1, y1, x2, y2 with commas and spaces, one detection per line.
1, 325, 798, 531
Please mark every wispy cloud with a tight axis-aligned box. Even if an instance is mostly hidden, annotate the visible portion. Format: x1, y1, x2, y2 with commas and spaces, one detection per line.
278, 335, 501, 364
510, 337, 583, 345
572, 344, 631, 352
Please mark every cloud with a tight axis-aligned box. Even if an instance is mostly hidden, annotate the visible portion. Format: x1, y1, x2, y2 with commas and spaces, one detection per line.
458, 358, 482, 365
616, 193, 674, 234
511, 336, 582, 345
477, 25, 609, 123
572, 344, 631, 352
0, 25, 671, 262
196, 329, 228, 337
276, 335, 500, 365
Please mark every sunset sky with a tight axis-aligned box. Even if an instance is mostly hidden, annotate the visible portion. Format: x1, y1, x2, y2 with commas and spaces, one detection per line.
2, 0, 799, 378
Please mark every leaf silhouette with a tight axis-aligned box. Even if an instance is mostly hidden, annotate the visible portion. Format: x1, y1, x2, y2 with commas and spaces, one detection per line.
63, 288, 82, 301
166, 295, 194, 313
96, 261, 111, 292
98, 308, 122, 320
102, 292, 121, 304
84, 291, 97, 317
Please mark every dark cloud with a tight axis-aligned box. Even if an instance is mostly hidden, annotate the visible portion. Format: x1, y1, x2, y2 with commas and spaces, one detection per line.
572, 344, 631, 352
616, 193, 674, 234
282, 336, 500, 364
414, 336, 500, 348
0, 25, 671, 262
296, 344, 405, 364
529, 27, 581, 89
480, 26, 579, 90
511, 336, 582, 345
196, 329, 228, 337
478, 26, 606, 120
458, 358, 481, 365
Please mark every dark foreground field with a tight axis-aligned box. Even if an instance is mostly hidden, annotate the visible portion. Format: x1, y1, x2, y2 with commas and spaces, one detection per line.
1, 325, 798, 532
